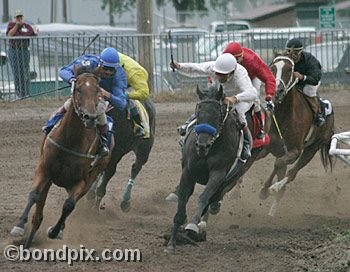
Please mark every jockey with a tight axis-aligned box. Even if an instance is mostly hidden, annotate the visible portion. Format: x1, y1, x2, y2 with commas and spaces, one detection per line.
223, 42, 276, 138
285, 38, 325, 127
170, 53, 258, 162
118, 52, 150, 137
42, 47, 128, 158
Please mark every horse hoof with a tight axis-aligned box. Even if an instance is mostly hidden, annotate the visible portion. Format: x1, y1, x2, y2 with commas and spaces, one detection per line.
165, 193, 178, 202
10, 226, 25, 237
185, 223, 199, 234
85, 189, 96, 202
47, 227, 63, 240
198, 221, 207, 231
259, 188, 270, 200
120, 201, 131, 213
209, 202, 221, 215
164, 246, 175, 254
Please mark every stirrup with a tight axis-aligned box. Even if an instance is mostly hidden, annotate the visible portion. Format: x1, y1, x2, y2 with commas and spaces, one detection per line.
177, 125, 187, 136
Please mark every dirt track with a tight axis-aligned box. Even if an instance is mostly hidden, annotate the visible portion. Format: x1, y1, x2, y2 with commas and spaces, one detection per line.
0, 89, 350, 272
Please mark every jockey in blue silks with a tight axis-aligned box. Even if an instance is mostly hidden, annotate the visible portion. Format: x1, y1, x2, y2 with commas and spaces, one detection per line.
42, 47, 128, 158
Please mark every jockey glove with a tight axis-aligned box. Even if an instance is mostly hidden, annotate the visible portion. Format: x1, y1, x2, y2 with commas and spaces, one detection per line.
265, 95, 272, 101
266, 100, 275, 111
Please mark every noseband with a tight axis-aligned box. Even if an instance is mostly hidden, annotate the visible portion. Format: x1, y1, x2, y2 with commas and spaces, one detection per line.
273, 56, 299, 101
194, 98, 230, 145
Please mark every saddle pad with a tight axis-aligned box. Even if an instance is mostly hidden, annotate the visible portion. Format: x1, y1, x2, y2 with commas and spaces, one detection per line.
134, 100, 150, 139
252, 111, 270, 149
320, 99, 333, 116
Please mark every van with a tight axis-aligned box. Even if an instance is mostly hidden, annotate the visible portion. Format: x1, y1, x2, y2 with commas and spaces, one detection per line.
209, 20, 251, 33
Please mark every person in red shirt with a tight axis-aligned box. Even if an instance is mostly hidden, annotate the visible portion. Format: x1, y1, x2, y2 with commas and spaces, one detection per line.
6, 10, 37, 97
223, 42, 276, 138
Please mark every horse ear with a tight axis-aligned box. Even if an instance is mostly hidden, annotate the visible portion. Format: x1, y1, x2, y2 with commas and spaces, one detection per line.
273, 48, 282, 58
216, 85, 224, 101
196, 85, 205, 100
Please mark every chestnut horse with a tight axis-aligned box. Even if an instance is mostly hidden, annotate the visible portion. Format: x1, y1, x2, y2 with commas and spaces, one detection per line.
10, 66, 111, 248
258, 55, 335, 215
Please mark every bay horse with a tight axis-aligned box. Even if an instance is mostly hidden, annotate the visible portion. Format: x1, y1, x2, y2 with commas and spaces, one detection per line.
87, 98, 156, 212
166, 85, 247, 253
10, 66, 111, 248
258, 54, 335, 215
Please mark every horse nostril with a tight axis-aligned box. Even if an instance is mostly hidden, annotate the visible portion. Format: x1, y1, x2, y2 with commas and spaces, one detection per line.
206, 143, 211, 149
83, 114, 90, 120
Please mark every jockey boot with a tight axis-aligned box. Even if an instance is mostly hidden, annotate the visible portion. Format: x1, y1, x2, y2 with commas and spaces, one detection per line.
97, 124, 110, 157
177, 113, 196, 136
254, 110, 265, 139
132, 112, 145, 138
42, 106, 66, 134
240, 126, 252, 163
304, 96, 325, 127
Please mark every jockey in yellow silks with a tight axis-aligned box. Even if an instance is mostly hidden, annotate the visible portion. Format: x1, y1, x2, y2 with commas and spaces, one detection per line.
118, 53, 150, 137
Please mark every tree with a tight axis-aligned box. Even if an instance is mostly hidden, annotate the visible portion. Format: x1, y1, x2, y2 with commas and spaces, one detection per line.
101, 0, 136, 26
156, 0, 208, 23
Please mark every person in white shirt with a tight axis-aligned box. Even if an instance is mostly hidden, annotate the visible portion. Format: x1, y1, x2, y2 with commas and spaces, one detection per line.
170, 53, 258, 161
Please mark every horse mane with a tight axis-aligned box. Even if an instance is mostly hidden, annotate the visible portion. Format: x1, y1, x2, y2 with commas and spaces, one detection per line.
74, 65, 99, 78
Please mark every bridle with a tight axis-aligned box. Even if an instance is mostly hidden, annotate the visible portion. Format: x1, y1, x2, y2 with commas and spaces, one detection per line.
194, 98, 230, 145
273, 56, 299, 101
71, 72, 99, 126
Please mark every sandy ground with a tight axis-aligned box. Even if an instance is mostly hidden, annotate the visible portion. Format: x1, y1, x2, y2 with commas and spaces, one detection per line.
0, 89, 350, 272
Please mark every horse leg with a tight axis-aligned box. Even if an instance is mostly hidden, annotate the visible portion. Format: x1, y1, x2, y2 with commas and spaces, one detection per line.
94, 151, 123, 210
47, 180, 89, 239
121, 144, 152, 212
24, 181, 52, 248
11, 169, 50, 237
186, 170, 226, 236
166, 170, 195, 253
259, 149, 300, 199
286, 143, 320, 184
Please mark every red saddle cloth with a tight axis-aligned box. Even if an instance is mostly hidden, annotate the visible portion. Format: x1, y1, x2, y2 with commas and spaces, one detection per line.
252, 111, 270, 149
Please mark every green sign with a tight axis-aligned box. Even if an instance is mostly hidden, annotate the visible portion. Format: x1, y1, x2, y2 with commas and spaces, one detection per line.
319, 6, 336, 29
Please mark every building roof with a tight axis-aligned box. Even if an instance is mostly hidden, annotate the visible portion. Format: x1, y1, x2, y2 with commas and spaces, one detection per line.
231, 3, 295, 22
335, 0, 350, 10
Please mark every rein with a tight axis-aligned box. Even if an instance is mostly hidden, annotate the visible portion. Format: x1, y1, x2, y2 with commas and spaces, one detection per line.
195, 98, 230, 144
273, 56, 299, 94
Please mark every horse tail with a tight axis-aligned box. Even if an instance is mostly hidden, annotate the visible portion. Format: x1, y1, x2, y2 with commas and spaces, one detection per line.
320, 126, 335, 172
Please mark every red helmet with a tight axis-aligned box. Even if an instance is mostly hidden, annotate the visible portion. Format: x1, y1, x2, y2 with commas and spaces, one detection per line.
223, 42, 243, 58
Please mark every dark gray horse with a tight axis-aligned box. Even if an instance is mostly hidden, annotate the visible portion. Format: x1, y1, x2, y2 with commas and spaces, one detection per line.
166, 85, 245, 253
88, 99, 156, 212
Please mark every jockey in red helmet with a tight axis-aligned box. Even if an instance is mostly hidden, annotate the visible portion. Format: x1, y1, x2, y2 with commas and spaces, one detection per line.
224, 42, 276, 139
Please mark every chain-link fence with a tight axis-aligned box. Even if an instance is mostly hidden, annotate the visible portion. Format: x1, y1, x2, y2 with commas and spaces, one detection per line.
1, 29, 349, 101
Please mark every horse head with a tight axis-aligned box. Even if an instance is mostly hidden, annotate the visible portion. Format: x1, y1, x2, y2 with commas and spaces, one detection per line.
72, 65, 101, 128
270, 54, 298, 104
194, 84, 227, 157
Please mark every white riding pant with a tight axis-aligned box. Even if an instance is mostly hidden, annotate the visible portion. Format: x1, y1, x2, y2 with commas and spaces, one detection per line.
235, 101, 254, 126
302, 82, 321, 97
252, 78, 262, 112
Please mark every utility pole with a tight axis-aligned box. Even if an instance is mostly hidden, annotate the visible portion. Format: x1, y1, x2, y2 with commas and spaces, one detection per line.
63, 0, 68, 23
50, 0, 57, 23
2, 0, 9, 23
137, 0, 154, 93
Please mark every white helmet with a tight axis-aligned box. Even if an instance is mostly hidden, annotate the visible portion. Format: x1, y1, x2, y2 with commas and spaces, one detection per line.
213, 53, 237, 74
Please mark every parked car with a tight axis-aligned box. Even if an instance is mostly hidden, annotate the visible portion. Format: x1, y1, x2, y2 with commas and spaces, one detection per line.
304, 41, 350, 73
160, 26, 209, 43
209, 20, 251, 33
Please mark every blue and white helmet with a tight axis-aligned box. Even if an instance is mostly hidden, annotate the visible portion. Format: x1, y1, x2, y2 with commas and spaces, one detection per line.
100, 47, 119, 68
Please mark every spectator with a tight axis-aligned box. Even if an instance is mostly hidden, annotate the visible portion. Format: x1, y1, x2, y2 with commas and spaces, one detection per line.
6, 10, 37, 97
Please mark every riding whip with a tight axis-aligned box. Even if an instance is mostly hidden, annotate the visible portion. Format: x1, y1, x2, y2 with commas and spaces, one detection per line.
82, 34, 100, 55
11, 85, 70, 102
268, 102, 288, 155
168, 30, 175, 72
